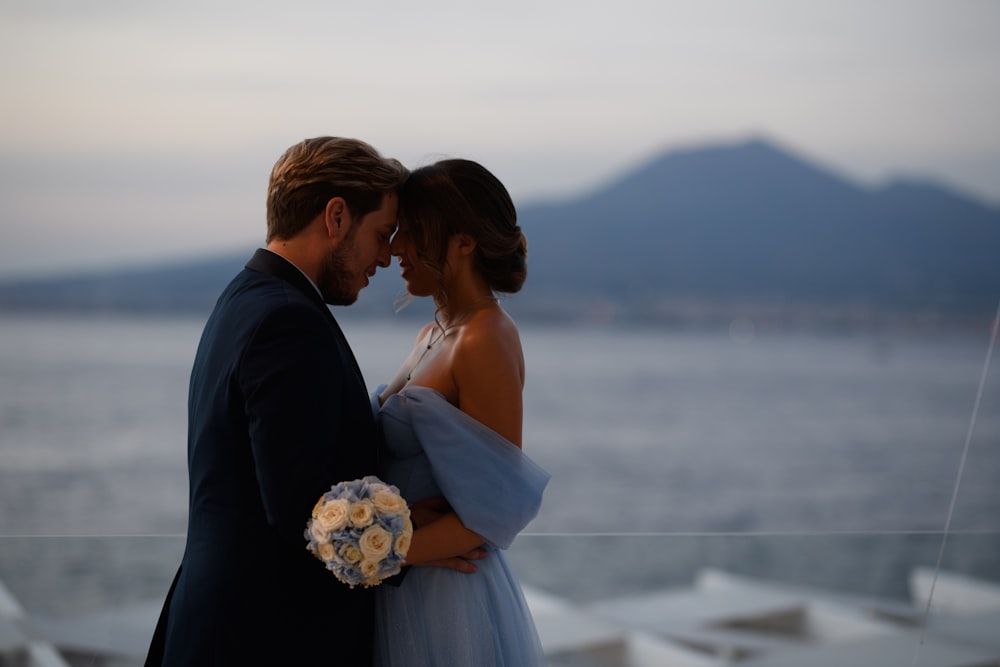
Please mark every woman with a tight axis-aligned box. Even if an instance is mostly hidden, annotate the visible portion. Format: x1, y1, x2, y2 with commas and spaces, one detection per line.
373, 159, 549, 666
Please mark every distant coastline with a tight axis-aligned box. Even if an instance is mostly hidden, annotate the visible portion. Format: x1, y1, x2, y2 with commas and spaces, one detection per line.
2, 138, 998, 333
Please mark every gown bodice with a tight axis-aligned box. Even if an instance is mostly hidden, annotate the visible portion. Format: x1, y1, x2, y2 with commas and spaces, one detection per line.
375, 385, 549, 549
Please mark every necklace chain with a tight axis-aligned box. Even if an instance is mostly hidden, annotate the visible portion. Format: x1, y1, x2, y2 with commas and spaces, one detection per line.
406, 296, 497, 381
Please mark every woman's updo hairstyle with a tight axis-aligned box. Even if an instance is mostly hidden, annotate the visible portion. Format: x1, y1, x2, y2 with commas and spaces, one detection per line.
399, 159, 527, 294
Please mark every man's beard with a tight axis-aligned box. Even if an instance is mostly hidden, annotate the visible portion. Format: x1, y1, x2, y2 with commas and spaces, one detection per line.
317, 236, 361, 306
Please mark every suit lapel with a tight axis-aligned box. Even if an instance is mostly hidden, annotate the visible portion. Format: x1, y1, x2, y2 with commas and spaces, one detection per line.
245, 249, 366, 384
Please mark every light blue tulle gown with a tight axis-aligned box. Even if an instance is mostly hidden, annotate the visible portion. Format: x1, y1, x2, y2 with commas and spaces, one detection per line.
372, 385, 550, 667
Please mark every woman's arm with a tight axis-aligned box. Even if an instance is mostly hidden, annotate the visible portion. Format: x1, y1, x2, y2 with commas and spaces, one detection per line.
404, 310, 527, 566
451, 311, 525, 446
405, 513, 487, 566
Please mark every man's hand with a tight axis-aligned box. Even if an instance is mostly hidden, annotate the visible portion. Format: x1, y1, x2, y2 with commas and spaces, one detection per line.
419, 546, 488, 573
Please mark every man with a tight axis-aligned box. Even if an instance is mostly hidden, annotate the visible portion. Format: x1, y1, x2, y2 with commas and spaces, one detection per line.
146, 137, 411, 665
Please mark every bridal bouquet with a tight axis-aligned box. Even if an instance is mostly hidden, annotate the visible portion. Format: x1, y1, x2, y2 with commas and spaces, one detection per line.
305, 476, 413, 588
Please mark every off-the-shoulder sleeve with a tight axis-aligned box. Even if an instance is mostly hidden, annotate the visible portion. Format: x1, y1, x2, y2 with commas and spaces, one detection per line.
395, 386, 549, 549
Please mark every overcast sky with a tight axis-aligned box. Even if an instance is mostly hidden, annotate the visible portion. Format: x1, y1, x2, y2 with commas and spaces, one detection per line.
2, 0, 998, 278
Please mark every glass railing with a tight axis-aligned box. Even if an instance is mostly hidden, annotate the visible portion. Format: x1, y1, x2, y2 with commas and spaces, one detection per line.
2, 532, 998, 666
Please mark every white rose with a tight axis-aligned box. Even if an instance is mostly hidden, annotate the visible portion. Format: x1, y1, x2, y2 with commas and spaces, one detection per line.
394, 531, 412, 557
349, 499, 375, 528
309, 522, 330, 545
358, 525, 392, 561
367, 481, 390, 496
371, 490, 408, 516
313, 498, 350, 533
317, 542, 335, 561
339, 543, 363, 564
360, 559, 380, 580
311, 496, 326, 516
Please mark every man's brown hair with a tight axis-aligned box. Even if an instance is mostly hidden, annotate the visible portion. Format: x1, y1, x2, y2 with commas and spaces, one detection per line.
266, 137, 407, 242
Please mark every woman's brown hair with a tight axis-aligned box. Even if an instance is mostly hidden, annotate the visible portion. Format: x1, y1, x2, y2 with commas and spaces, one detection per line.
399, 159, 527, 295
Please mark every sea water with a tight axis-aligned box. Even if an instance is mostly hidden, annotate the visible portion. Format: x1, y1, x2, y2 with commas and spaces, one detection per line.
0, 313, 997, 612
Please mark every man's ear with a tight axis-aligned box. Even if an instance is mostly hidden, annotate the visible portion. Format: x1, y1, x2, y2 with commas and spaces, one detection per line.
323, 197, 350, 239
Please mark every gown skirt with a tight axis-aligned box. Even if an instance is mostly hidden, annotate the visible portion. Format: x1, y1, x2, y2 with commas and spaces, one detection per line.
372, 386, 550, 667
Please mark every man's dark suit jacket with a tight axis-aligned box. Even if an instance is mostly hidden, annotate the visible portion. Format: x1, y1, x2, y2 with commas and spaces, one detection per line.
146, 249, 378, 666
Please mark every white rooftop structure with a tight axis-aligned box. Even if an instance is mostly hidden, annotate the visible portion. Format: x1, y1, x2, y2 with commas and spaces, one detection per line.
2, 567, 999, 666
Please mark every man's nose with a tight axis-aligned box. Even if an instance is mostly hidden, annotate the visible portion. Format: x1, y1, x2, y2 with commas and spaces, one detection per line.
377, 242, 392, 267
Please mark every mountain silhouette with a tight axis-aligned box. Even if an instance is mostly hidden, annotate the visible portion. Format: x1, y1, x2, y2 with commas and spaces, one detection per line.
521, 139, 1000, 313
2, 138, 998, 325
